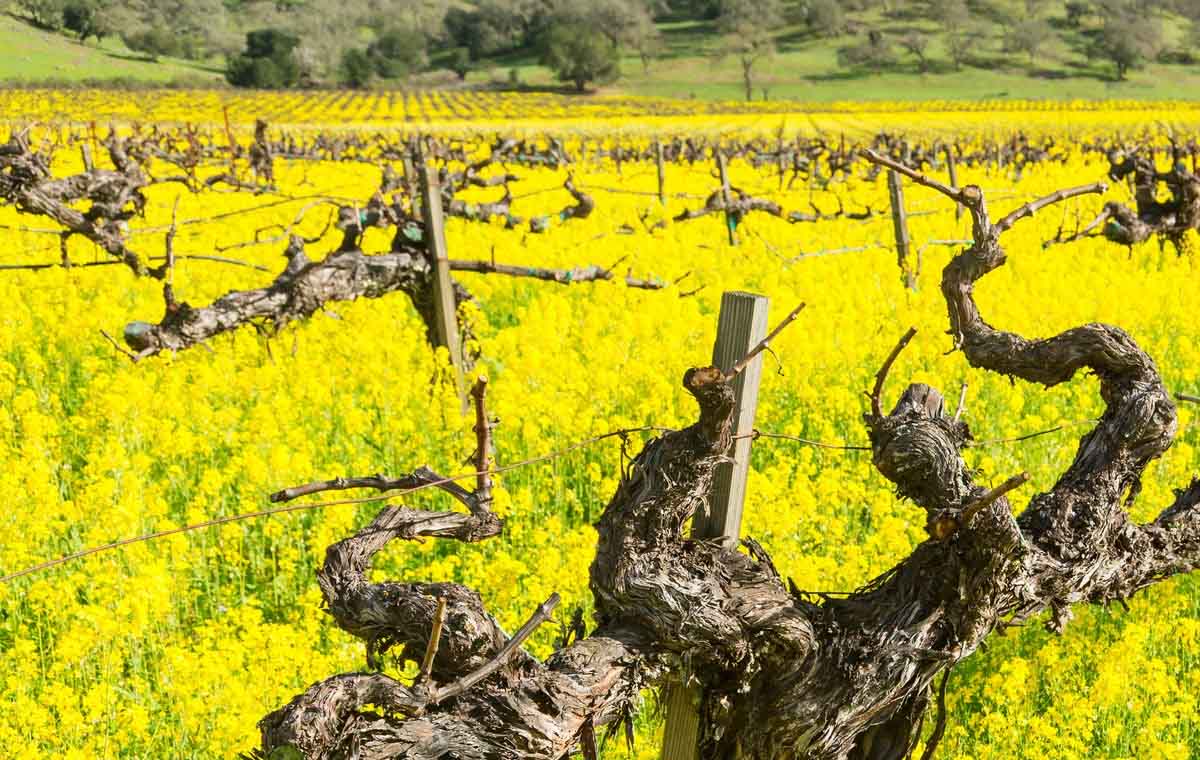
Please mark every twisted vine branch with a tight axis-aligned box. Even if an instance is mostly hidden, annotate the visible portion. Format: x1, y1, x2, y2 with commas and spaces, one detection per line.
250, 153, 1198, 760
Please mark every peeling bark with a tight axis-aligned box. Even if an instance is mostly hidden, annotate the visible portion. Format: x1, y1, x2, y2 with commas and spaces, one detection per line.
674, 188, 784, 224
120, 228, 664, 360
0, 130, 155, 276
116, 166, 650, 360
1049, 150, 1200, 249
120, 235, 477, 364
253, 153, 1200, 760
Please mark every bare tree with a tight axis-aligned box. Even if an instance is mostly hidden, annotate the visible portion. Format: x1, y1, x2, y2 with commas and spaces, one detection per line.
932, 0, 975, 69
1087, 9, 1161, 80
1006, 17, 1053, 63
900, 31, 930, 72
806, 0, 846, 37
715, 0, 781, 101
253, 154, 1200, 759
628, 11, 664, 72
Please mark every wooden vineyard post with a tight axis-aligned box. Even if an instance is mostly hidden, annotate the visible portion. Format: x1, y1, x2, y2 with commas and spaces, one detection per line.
402, 152, 418, 202
222, 107, 237, 176
418, 159, 468, 411
660, 291, 770, 760
656, 139, 667, 205
697, 291, 768, 537
944, 144, 962, 220
887, 169, 916, 289
777, 135, 787, 189
716, 150, 737, 246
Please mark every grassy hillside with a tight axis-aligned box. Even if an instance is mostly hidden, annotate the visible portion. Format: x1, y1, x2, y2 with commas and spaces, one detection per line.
470, 1, 1200, 102
3, 0, 1200, 101
0, 12, 222, 85
616, 18, 1200, 102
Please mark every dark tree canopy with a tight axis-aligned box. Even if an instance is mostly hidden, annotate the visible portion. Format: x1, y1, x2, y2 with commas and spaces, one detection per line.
227, 28, 302, 88
540, 22, 620, 92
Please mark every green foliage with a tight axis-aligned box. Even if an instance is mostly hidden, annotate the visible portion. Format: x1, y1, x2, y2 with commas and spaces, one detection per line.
123, 27, 183, 60
805, 0, 846, 37
666, 0, 721, 20
245, 28, 299, 60
838, 33, 897, 72
931, 0, 976, 70
366, 27, 427, 78
1087, 15, 1161, 80
901, 31, 930, 72
0, 12, 223, 84
716, 0, 781, 100
109, 0, 229, 61
12, 0, 1200, 100
226, 28, 300, 88
449, 47, 471, 80
444, 2, 533, 60
1065, 0, 1091, 25
336, 27, 429, 86
61, 2, 90, 35
226, 55, 296, 89
1005, 17, 1053, 62
61, 1, 110, 41
540, 21, 619, 92
15, 0, 67, 29
339, 47, 373, 88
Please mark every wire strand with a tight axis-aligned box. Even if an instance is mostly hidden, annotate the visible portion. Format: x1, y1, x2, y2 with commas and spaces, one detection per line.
0, 425, 673, 583
0, 415, 1102, 583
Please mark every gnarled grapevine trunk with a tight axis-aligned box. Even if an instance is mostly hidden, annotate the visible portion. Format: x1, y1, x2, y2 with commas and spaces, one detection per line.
121, 232, 479, 366
0, 129, 156, 276
1048, 149, 1200, 248
253, 157, 1200, 760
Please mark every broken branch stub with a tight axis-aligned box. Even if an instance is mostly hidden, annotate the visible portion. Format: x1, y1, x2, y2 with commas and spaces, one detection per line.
0, 129, 156, 276
253, 160, 1198, 760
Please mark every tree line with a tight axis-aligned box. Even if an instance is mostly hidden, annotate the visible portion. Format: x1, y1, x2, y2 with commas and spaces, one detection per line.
12, 0, 1200, 92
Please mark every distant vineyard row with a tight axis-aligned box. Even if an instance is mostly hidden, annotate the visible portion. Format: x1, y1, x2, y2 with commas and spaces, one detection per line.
8, 90, 1200, 131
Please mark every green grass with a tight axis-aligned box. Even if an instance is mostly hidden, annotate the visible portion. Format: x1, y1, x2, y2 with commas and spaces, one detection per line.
3, 0, 1200, 101
607, 2, 1200, 102
468, 1, 1200, 102
617, 58, 1200, 102
0, 12, 222, 85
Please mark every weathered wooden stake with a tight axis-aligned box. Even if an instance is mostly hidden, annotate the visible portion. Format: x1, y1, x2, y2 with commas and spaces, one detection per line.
944, 145, 962, 220
222, 107, 237, 174
716, 150, 737, 246
401, 152, 418, 205
777, 135, 787, 189
887, 169, 916, 289
661, 291, 770, 759
696, 291, 769, 539
419, 160, 468, 410
88, 121, 98, 166
655, 139, 667, 205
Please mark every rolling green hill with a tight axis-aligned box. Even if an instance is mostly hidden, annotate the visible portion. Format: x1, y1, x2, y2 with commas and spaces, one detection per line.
611, 16, 1200, 101
3, 1, 1200, 102
462, 2, 1200, 102
0, 12, 222, 85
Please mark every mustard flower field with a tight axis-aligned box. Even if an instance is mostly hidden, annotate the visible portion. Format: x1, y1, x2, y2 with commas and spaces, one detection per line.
0, 92, 1198, 759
